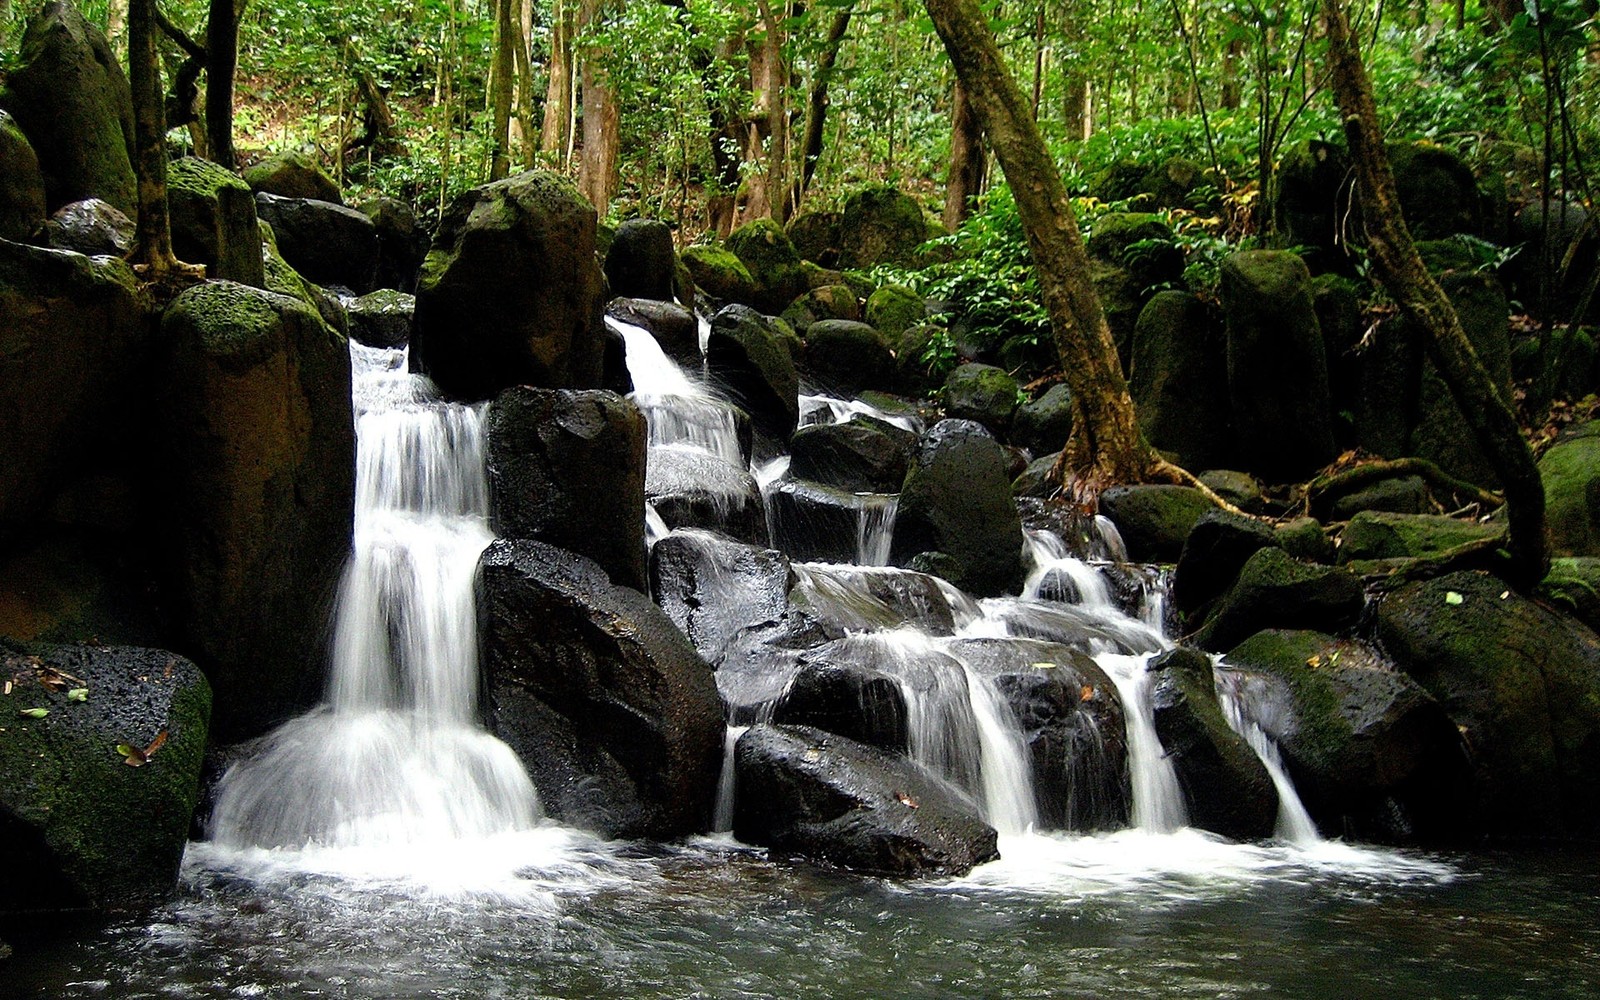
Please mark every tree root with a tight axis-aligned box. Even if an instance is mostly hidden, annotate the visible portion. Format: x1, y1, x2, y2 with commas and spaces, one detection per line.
1306, 456, 1503, 517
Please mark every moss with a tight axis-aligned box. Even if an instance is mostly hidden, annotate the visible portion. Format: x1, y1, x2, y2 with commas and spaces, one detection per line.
838, 186, 930, 269
243, 152, 340, 203
727, 218, 807, 313
1537, 557, 1600, 630
864, 285, 924, 340
681, 244, 756, 303
1338, 511, 1506, 563
169, 155, 251, 199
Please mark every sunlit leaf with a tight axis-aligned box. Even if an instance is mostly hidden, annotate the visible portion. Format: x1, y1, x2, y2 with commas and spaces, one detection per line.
20, 707, 48, 718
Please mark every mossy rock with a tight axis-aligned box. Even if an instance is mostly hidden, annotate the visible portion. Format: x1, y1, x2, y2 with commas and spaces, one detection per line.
726, 218, 808, 314
940, 362, 1019, 437
1097, 485, 1215, 563
838, 185, 930, 269
1326, 475, 1430, 521
864, 284, 925, 341
1130, 290, 1231, 471
1337, 511, 1505, 563
803, 320, 895, 397
0, 110, 48, 241
1511, 328, 1598, 407
787, 210, 842, 267
242, 151, 341, 204
681, 244, 756, 306
1537, 558, 1600, 633
1275, 516, 1334, 564
1086, 212, 1184, 290
1192, 547, 1364, 652
781, 284, 859, 330
1388, 141, 1481, 240
168, 156, 265, 287
1012, 383, 1073, 458
1538, 420, 1600, 557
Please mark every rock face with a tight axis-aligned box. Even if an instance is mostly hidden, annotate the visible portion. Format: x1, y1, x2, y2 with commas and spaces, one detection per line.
479, 540, 725, 839
891, 420, 1025, 597
705, 305, 801, 440
941, 363, 1019, 438
1376, 571, 1600, 836
733, 723, 999, 876
0, 1, 136, 215
1539, 420, 1600, 557
346, 289, 413, 349
156, 282, 354, 742
42, 197, 133, 255
486, 387, 647, 591
243, 151, 342, 204
838, 186, 929, 269
0, 111, 47, 241
254, 191, 379, 293
605, 218, 677, 301
650, 530, 794, 661
168, 156, 265, 287
0, 642, 210, 917
411, 170, 606, 400
1129, 291, 1231, 471
788, 418, 915, 494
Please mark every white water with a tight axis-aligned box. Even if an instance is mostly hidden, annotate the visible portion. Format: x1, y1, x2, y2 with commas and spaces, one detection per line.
855, 494, 899, 566
208, 343, 540, 851
1215, 668, 1322, 844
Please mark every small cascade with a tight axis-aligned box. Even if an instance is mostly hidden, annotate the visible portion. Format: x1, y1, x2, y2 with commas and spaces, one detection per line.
713, 723, 751, 833
208, 343, 540, 850
799, 392, 922, 434
1096, 653, 1188, 833
855, 494, 899, 566
1214, 669, 1321, 844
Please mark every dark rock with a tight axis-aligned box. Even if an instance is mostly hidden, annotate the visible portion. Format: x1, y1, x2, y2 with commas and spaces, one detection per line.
727, 218, 807, 313
42, 197, 132, 255
838, 186, 930, 269
1539, 420, 1600, 557
1513, 327, 1598, 407
1012, 384, 1073, 458
1221, 250, 1336, 482
243, 151, 341, 204
1337, 511, 1505, 563
254, 191, 379, 294
1273, 140, 1355, 271
647, 446, 769, 547
1149, 646, 1277, 840
787, 210, 842, 267
864, 284, 925, 342
1173, 509, 1282, 623
0, 528, 164, 647
1192, 548, 1364, 652
607, 297, 700, 369
1087, 212, 1185, 293
605, 218, 677, 301
787, 564, 958, 637
788, 417, 915, 493
487, 387, 646, 590
0, 642, 210, 917
1198, 470, 1264, 513
1389, 141, 1481, 240
0, 110, 47, 241
650, 529, 794, 661
1013, 453, 1059, 498
680, 244, 755, 306
1276, 517, 1334, 563
1130, 291, 1232, 471
1411, 272, 1511, 486
1097, 485, 1214, 563
941, 363, 1019, 438
803, 320, 895, 397
410, 171, 606, 400
168, 156, 264, 287
774, 650, 910, 752
359, 197, 429, 294
781, 284, 859, 330
155, 281, 354, 742
733, 723, 998, 876
769, 477, 876, 563
1327, 475, 1430, 520
0, 2, 136, 215
1311, 273, 1365, 441
1222, 630, 1475, 843
891, 420, 1025, 597
706, 304, 800, 440
1538, 558, 1600, 633
480, 539, 724, 839
1376, 570, 1600, 835
346, 289, 413, 349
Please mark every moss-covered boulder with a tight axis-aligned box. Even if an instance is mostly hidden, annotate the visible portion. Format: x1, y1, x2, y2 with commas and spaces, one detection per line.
0, 642, 210, 916
1173, 509, 1282, 624
1337, 510, 1506, 564
726, 218, 808, 314
155, 281, 354, 742
607, 296, 700, 370
242, 151, 341, 204
787, 209, 842, 267
1389, 141, 1481, 240
1192, 547, 1364, 652
1098, 485, 1214, 563
1011, 383, 1073, 458
1272, 140, 1353, 271
1129, 290, 1231, 471
781, 284, 859, 330
1276, 516, 1335, 564
706, 304, 800, 440
1538, 558, 1600, 633
1409, 272, 1512, 486
1221, 630, 1473, 843
863, 284, 925, 342
168, 156, 265, 288
1310, 273, 1364, 439
940, 363, 1018, 438
0, 1, 135, 215
605, 218, 678, 302
360, 196, 429, 293
0, 110, 47, 241
345, 288, 413, 349
1376, 570, 1600, 836
1539, 420, 1600, 557
680, 243, 756, 306
1325, 475, 1431, 521
42, 197, 133, 255
802, 320, 895, 397
411, 170, 606, 401
254, 190, 378, 293
838, 186, 929, 269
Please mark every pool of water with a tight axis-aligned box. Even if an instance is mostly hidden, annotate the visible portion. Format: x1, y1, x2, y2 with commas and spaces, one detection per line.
7, 829, 1598, 999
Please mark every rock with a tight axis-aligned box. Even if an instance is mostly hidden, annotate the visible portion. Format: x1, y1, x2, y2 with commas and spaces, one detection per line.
360, 197, 429, 293
345, 289, 413, 349
1221, 250, 1336, 482
605, 218, 677, 301
42, 197, 132, 255
607, 297, 700, 370
1012, 453, 1059, 498
773, 650, 910, 752
486, 387, 646, 590
168, 156, 265, 287
781, 284, 859, 330
787, 210, 842, 267
1173, 509, 1283, 623
680, 244, 756, 306
0, 1, 136, 215
1538, 558, 1600, 633
1312, 273, 1365, 436
1222, 630, 1474, 843
788, 565, 958, 636
480, 539, 724, 839
1276, 517, 1334, 563
1410, 273, 1512, 486
733, 723, 999, 876
1273, 140, 1354, 271
802, 320, 896, 397
705, 304, 800, 440
940, 363, 1019, 438
768, 477, 876, 563
788, 417, 915, 493
1198, 470, 1264, 513
891, 420, 1025, 597
1129, 291, 1232, 471
838, 186, 930, 269
1087, 212, 1185, 292
864, 284, 925, 342
1376, 571, 1600, 835
0, 643, 210, 917
1388, 141, 1481, 240
1513, 327, 1597, 407
0, 111, 47, 241
1149, 647, 1278, 840
254, 191, 379, 294
243, 151, 341, 203
410, 171, 606, 400
1097, 485, 1214, 563
1337, 511, 1506, 563
155, 281, 354, 742
1539, 420, 1600, 557
1011, 384, 1073, 459
650, 529, 794, 661
1327, 475, 1430, 520
726, 218, 807, 314
1192, 547, 1364, 652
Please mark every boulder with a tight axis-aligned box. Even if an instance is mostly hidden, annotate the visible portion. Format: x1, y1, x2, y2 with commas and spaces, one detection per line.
1538, 558, 1600, 634
788, 417, 915, 494
604, 218, 677, 302
1222, 630, 1474, 843
168, 156, 264, 287
0, 642, 210, 917
1173, 509, 1283, 623
1191, 547, 1364, 652
608, 297, 701, 369
940, 363, 1019, 438
479, 540, 724, 838
155, 281, 354, 742
1011, 384, 1073, 458
726, 218, 807, 314
1276, 516, 1334, 564
781, 284, 859, 330
243, 151, 341, 204
42, 197, 133, 256
410, 171, 606, 400
802, 320, 895, 397
0, 111, 47, 241
891, 420, 1025, 597
650, 529, 794, 661
1336, 511, 1505, 564
345, 289, 413, 349
733, 723, 999, 876
864, 284, 925, 341
1148, 647, 1278, 840
1221, 250, 1337, 482
788, 565, 958, 637
359, 196, 429, 293
680, 244, 755, 306
838, 186, 929, 269
1097, 485, 1214, 563
647, 446, 769, 547
1312, 273, 1365, 432
1326, 475, 1430, 520
254, 191, 379, 293
0, 1, 136, 215
1273, 140, 1354, 271
1513, 327, 1598, 408
1376, 570, 1600, 836
705, 304, 800, 440
1410, 272, 1512, 486
1129, 290, 1232, 471
773, 652, 910, 752
787, 210, 842, 267
1013, 453, 1059, 498
1539, 420, 1600, 557
1198, 470, 1264, 514
1388, 141, 1481, 240
486, 387, 647, 590
768, 477, 875, 563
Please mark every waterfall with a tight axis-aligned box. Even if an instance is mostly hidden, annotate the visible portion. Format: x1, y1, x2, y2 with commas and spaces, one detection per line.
1214, 668, 1321, 844
207, 343, 540, 850
1096, 652, 1189, 833
855, 494, 899, 566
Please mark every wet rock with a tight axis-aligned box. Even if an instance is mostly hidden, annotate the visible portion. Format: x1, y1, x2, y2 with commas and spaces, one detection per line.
769, 478, 880, 564
1191, 548, 1364, 652
647, 446, 769, 547
605, 218, 677, 302
838, 186, 930, 269
1336, 511, 1505, 564
346, 289, 413, 349
42, 197, 132, 255
487, 387, 647, 590
1097, 485, 1214, 563
480, 539, 724, 839
788, 417, 914, 493
788, 564, 958, 636
892, 420, 1025, 597
706, 305, 800, 440
243, 151, 341, 204
254, 191, 379, 294
1173, 509, 1282, 623
733, 723, 999, 876
0, 642, 210, 917
169, 156, 265, 287
773, 650, 910, 752
1013, 453, 1060, 498
360, 196, 429, 293
1011, 384, 1073, 459
1149, 647, 1277, 840
680, 244, 755, 306
941, 363, 1019, 438
802, 320, 895, 397
410, 171, 606, 400
650, 529, 794, 661
0, 110, 47, 241
607, 297, 700, 370
1539, 420, 1600, 557
727, 218, 807, 314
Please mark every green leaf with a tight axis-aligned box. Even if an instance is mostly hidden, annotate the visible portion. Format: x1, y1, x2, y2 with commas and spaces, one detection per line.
1445, 591, 1465, 606
66, 688, 88, 702
20, 707, 48, 719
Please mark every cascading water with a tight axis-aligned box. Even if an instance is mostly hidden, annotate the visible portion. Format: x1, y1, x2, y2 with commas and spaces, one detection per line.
207, 342, 540, 850
1214, 668, 1321, 844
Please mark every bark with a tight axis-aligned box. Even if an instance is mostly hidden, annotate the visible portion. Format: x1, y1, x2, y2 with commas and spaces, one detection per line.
789, 6, 852, 213
512, 0, 537, 166
577, 0, 619, 214
206, 0, 239, 169
921, 0, 1179, 494
107, 0, 129, 54
943, 80, 985, 231
1321, 0, 1547, 590
541, 0, 574, 160
129, 0, 202, 287
351, 63, 400, 157
489, 0, 516, 180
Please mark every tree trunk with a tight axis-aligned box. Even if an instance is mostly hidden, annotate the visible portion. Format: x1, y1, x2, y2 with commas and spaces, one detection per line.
205, 0, 239, 169
541, 0, 574, 161
756, 0, 791, 223
789, 6, 852, 213
576, 0, 619, 214
943, 79, 985, 230
108, 0, 130, 56
129, 0, 201, 286
1321, 0, 1547, 589
921, 0, 1176, 493
512, 0, 537, 166
489, 0, 516, 180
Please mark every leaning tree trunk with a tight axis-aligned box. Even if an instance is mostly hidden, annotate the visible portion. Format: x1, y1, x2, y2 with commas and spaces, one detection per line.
921, 0, 1177, 493
943, 79, 986, 231
789, 5, 853, 214
1322, 0, 1547, 589
206, 0, 240, 169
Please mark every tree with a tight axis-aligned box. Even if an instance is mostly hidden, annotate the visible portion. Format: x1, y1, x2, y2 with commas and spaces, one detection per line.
128, 0, 203, 287
207, 0, 242, 169
1320, 0, 1548, 589
489, 0, 516, 179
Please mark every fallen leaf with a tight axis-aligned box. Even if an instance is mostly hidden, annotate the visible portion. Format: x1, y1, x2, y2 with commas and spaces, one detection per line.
895, 791, 920, 809
1500, 591, 1510, 600
1445, 591, 1465, 606
19, 707, 48, 719
1080, 685, 1095, 702
1307, 654, 1323, 667
116, 744, 146, 767
66, 688, 88, 702
3, 680, 11, 696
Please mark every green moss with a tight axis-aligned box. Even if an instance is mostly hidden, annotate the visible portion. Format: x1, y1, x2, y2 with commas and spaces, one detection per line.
169, 156, 251, 199
727, 219, 807, 312
1338, 511, 1506, 563
1225, 629, 1354, 767
864, 285, 924, 340
682, 244, 756, 303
